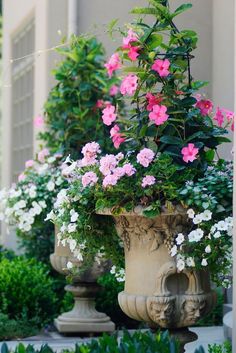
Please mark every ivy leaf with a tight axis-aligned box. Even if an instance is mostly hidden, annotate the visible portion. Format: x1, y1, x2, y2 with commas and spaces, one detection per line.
171, 3, 193, 18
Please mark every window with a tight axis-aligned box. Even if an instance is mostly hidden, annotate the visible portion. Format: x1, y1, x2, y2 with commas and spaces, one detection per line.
11, 19, 35, 182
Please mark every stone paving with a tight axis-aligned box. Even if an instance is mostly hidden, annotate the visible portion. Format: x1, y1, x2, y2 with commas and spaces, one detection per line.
0, 327, 225, 353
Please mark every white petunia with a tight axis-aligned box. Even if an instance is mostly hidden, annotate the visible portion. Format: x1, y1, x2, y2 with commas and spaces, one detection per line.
201, 210, 212, 221
216, 221, 228, 231
68, 239, 77, 251
45, 210, 55, 221
193, 214, 203, 225
201, 258, 208, 267
48, 157, 56, 164
213, 231, 221, 239
176, 233, 185, 245
47, 181, 55, 192
170, 245, 178, 257
187, 209, 195, 219
70, 209, 79, 223
67, 261, 73, 270
177, 258, 185, 272
186, 257, 195, 267
68, 223, 77, 233
205, 245, 211, 253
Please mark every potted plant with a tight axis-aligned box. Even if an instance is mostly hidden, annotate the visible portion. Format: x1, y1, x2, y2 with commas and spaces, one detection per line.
49, 0, 234, 348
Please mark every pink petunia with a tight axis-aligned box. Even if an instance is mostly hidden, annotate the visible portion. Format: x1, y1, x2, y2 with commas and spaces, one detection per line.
81, 142, 101, 166
102, 105, 117, 126
213, 107, 224, 127
110, 125, 125, 149
122, 29, 138, 48
181, 143, 199, 163
34, 115, 44, 128
120, 74, 138, 96
102, 174, 119, 188
137, 148, 155, 167
149, 104, 169, 125
38, 148, 50, 163
25, 160, 34, 168
146, 93, 163, 112
18, 173, 26, 182
152, 59, 170, 77
196, 99, 213, 116
109, 85, 119, 96
127, 46, 140, 61
104, 53, 122, 77
99, 154, 118, 176
142, 175, 156, 188
122, 163, 136, 176
82, 171, 98, 188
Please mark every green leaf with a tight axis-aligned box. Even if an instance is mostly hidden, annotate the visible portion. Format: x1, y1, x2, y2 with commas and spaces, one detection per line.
131, 7, 160, 16
107, 18, 119, 37
171, 3, 193, 18
205, 149, 215, 162
146, 34, 163, 50
160, 135, 183, 145
123, 66, 146, 73
1, 343, 9, 353
150, 1, 170, 18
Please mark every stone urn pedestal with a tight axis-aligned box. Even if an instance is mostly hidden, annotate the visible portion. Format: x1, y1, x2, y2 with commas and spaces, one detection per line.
50, 234, 115, 333
99, 206, 216, 351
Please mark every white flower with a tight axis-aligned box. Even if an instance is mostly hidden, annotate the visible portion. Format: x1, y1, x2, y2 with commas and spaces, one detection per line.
201, 258, 208, 267
193, 214, 203, 225
187, 209, 195, 219
47, 181, 55, 191
188, 230, 197, 242
67, 261, 73, 270
225, 217, 233, 227
70, 209, 79, 223
213, 231, 221, 239
195, 228, 204, 241
210, 225, 216, 234
177, 258, 185, 271
45, 210, 55, 221
62, 161, 77, 176
68, 223, 77, 233
60, 223, 67, 233
216, 221, 228, 231
170, 245, 178, 257
48, 157, 56, 164
201, 210, 212, 221
28, 186, 37, 198
56, 177, 64, 186
68, 239, 77, 251
39, 200, 47, 209
176, 233, 185, 245
186, 257, 195, 267
110, 266, 116, 274
205, 245, 211, 253
64, 155, 71, 164
38, 163, 48, 174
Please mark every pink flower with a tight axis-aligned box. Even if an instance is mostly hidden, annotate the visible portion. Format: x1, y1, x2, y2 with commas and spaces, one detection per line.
181, 143, 199, 163
38, 148, 50, 163
149, 104, 169, 125
152, 59, 170, 77
120, 74, 138, 96
82, 172, 98, 188
81, 142, 101, 166
137, 148, 155, 167
102, 105, 117, 126
18, 173, 26, 182
142, 175, 156, 188
196, 99, 213, 116
34, 115, 44, 128
128, 46, 140, 61
25, 160, 34, 168
146, 93, 162, 111
96, 100, 104, 108
103, 174, 119, 188
213, 107, 224, 127
104, 53, 121, 77
99, 154, 118, 176
122, 163, 136, 176
110, 125, 125, 149
123, 29, 138, 48
113, 167, 126, 179
231, 121, 234, 132
222, 109, 234, 121
109, 85, 119, 96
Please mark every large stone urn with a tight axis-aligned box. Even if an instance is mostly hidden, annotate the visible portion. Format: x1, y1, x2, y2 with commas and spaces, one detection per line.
99, 205, 216, 350
50, 233, 115, 333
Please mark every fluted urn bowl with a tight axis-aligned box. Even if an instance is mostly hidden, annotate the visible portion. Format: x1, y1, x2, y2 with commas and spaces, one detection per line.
98, 205, 216, 330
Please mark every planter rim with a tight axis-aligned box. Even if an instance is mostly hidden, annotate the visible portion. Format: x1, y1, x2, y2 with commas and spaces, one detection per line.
97, 204, 186, 217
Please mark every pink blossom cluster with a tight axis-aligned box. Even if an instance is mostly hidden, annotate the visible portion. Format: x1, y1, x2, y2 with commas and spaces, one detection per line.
195, 98, 213, 116
110, 125, 125, 149
214, 107, 234, 131
102, 105, 117, 126
149, 104, 169, 126
81, 142, 101, 166
146, 93, 163, 111
152, 59, 170, 77
122, 29, 140, 62
102, 160, 136, 188
34, 115, 44, 128
142, 175, 156, 188
38, 148, 50, 163
104, 53, 121, 77
137, 148, 155, 167
25, 160, 34, 168
181, 143, 199, 163
120, 74, 138, 96
82, 171, 98, 188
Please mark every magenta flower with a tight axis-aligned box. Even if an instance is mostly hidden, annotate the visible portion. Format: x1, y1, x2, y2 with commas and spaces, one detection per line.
128, 46, 140, 61
102, 105, 117, 126
82, 171, 98, 188
34, 115, 44, 128
96, 100, 104, 109
181, 143, 199, 163
99, 154, 118, 176
137, 148, 155, 167
196, 99, 213, 116
110, 125, 125, 149
104, 53, 122, 77
213, 107, 224, 127
102, 174, 119, 188
222, 109, 234, 121
109, 85, 119, 96
120, 74, 138, 96
38, 148, 49, 163
149, 104, 169, 126
146, 93, 162, 111
142, 175, 156, 188
25, 160, 34, 168
151, 59, 170, 77
81, 142, 101, 166
122, 29, 138, 48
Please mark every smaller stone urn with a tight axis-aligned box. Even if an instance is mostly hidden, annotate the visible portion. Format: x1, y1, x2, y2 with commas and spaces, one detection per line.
50, 232, 115, 333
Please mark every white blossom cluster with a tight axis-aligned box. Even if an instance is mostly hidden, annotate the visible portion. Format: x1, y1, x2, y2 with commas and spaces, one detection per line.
110, 265, 125, 282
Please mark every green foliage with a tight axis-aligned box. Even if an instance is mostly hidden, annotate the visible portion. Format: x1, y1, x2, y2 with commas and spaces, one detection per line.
208, 341, 232, 353
195, 288, 224, 326
0, 257, 58, 326
39, 35, 122, 158
0, 314, 37, 340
